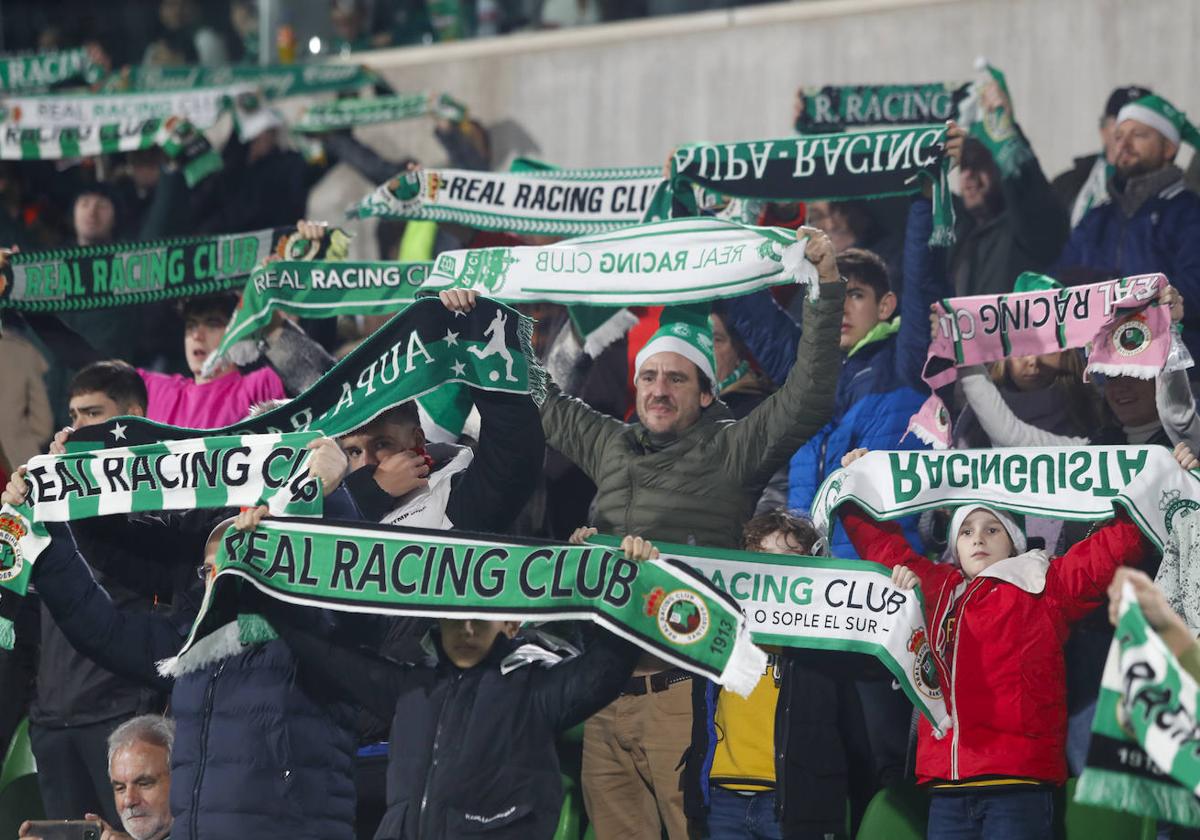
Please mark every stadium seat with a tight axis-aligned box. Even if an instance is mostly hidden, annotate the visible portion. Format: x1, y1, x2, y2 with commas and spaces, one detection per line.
0, 719, 44, 839
553, 773, 581, 840
856, 783, 928, 840
1064, 777, 1156, 840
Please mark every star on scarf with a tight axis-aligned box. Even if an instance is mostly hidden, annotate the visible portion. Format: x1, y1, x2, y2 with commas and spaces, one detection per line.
110, 422, 128, 441
451, 360, 467, 376
444, 329, 460, 346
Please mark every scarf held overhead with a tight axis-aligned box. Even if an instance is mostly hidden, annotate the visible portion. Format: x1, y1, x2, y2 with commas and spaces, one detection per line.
423, 217, 821, 304
910, 273, 1169, 448
0, 47, 105, 92
1074, 584, 1200, 828
207, 260, 432, 373
0, 226, 338, 313
164, 520, 767, 695
795, 82, 973, 134
669, 125, 954, 244
68, 297, 544, 448
811, 446, 1200, 553
349, 165, 665, 236
292, 92, 466, 133
588, 534, 949, 732
0, 85, 252, 130
99, 63, 383, 98
0, 433, 324, 651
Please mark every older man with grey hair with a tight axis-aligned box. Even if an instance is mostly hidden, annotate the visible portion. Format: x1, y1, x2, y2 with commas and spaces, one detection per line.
19, 715, 174, 840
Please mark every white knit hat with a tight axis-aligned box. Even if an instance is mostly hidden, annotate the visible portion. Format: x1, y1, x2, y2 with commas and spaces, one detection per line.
947, 505, 1026, 563
634, 305, 716, 386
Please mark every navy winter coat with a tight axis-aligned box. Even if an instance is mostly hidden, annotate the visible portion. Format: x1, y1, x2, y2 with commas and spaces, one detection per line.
1057, 169, 1200, 362
31, 489, 362, 840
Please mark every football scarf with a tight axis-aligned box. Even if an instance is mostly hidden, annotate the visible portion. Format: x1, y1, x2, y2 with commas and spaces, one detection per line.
67, 297, 545, 448
348, 165, 665, 236
0, 116, 221, 185
0, 226, 341, 313
587, 534, 950, 732
910, 273, 1170, 448
292, 92, 466, 133
161, 520, 767, 696
205, 259, 432, 375
811, 446, 1200, 554
0, 47, 105, 92
99, 62, 383, 99
0, 85, 250, 129
422, 217, 822, 305
795, 82, 973, 133
1074, 583, 1200, 828
0, 432, 324, 650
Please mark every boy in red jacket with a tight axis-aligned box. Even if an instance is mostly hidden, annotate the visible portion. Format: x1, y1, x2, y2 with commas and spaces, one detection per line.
837, 448, 1149, 840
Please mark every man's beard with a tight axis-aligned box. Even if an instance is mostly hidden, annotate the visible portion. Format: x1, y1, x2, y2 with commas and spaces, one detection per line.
122, 808, 169, 840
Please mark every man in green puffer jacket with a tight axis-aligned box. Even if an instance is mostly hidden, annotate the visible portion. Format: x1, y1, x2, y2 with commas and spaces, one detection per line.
469, 225, 843, 840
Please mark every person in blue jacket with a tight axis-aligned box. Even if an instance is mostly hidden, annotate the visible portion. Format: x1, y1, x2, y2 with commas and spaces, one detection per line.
715, 197, 948, 558
1057, 93, 1200, 364
3, 439, 362, 840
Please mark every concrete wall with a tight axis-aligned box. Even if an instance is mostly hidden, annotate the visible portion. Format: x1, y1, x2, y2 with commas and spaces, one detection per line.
310, 0, 1199, 251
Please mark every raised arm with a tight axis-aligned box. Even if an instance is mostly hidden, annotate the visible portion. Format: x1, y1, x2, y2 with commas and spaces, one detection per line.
531, 628, 640, 731
839, 502, 962, 600
721, 243, 844, 489
446, 389, 545, 532
32, 524, 186, 691
1045, 509, 1148, 624
959, 366, 1087, 447
893, 197, 950, 388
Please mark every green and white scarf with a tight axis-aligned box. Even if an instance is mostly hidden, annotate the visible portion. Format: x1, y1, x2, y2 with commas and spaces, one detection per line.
349, 165, 665, 236
423, 217, 821, 305
207, 260, 432, 374
0, 47, 105, 92
1074, 583, 1200, 827
0, 226, 324, 313
589, 534, 949, 731
67, 297, 545, 448
0, 116, 221, 185
293, 92, 466, 134
812, 447, 1200, 553
0, 433, 324, 650
23, 432, 325, 522
669, 125, 955, 244
99, 63, 383, 99
955, 61, 1034, 179
795, 82, 973, 134
162, 519, 766, 695
0, 501, 50, 648
0, 85, 252, 130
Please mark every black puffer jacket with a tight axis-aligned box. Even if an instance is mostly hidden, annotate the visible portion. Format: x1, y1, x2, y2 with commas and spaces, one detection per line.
276, 621, 639, 840
31, 490, 362, 840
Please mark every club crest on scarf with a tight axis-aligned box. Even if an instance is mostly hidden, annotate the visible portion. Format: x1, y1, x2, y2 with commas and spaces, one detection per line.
1112, 314, 1154, 357
657, 589, 711, 645
1159, 489, 1200, 535
0, 513, 27, 583
907, 626, 941, 700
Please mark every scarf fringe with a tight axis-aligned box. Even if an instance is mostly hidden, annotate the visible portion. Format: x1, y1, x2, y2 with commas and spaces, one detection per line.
517, 312, 549, 406
1086, 362, 1159, 380
905, 420, 950, 450
581, 309, 638, 358
719, 624, 770, 697
1075, 767, 1200, 827
157, 620, 244, 678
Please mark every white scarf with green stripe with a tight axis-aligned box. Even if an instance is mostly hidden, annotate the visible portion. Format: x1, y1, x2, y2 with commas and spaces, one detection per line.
424, 217, 821, 304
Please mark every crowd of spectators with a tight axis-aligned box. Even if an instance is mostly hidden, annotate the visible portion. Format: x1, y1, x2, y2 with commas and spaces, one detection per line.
0, 14, 1199, 840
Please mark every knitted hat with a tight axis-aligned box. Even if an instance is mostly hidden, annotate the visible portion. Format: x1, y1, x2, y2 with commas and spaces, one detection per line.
1116, 94, 1200, 148
634, 303, 716, 386
1104, 85, 1153, 120
947, 505, 1027, 563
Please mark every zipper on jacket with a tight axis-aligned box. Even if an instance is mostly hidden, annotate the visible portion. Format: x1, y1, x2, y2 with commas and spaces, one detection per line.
773, 657, 794, 823
948, 583, 982, 780
190, 659, 227, 839
417, 670, 462, 839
